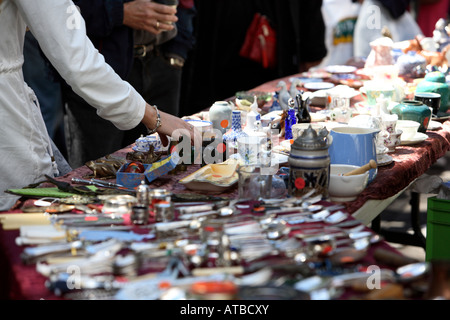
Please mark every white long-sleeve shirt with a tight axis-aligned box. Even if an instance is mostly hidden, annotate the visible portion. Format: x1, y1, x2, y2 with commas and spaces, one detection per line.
0, 0, 146, 210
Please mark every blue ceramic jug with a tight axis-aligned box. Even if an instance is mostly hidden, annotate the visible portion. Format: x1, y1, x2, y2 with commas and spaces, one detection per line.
328, 127, 379, 183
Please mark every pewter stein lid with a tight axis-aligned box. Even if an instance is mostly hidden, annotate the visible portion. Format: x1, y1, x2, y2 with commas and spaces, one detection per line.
291, 125, 330, 151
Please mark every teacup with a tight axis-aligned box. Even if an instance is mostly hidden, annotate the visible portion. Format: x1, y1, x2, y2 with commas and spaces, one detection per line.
330, 106, 352, 123
396, 120, 419, 140
381, 113, 398, 134
237, 135, 270, 166
384, 129, 403, 153
361, 81, 395, 105
414, 92, 441, 117
326, 92, 350, 111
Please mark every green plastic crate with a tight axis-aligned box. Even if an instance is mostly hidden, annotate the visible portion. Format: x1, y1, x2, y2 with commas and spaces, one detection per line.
426, 196, 450, 261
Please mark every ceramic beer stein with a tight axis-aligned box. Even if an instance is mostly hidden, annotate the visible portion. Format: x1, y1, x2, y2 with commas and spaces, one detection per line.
288, 125, 332, 199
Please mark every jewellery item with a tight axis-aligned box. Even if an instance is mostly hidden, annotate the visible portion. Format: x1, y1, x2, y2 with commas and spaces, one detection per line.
156, 21, 160, 30
168, 56, 185, 68
147, 105, 161, 135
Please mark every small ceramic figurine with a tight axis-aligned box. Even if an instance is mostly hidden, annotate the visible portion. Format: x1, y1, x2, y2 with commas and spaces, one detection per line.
276, 80, 290, 111
289, 78, 302, 101
269, 91, 282, 112
244, 96, 261, 134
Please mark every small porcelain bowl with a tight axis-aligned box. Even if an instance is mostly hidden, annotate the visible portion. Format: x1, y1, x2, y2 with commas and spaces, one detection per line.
395, 120, 420, 140
101, 195, 137, 216
329, 164, 369, 202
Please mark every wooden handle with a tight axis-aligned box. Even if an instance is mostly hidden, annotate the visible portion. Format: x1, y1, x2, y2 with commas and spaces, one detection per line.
343, 160, 377, 176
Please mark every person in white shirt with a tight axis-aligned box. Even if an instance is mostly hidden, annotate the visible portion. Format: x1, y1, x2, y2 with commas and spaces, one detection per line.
317, 0, 362, 68
0, 0, 199, 210
353, 0, 423, 59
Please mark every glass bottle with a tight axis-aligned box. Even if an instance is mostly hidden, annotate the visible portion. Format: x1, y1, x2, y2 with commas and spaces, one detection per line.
296, 92, 311, 124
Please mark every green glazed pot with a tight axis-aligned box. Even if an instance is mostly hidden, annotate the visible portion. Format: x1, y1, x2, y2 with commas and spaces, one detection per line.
391, 100, 432, 133
415, 71, 449, 114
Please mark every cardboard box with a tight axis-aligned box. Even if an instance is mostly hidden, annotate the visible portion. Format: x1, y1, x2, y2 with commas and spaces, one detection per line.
116, 153, 180, 189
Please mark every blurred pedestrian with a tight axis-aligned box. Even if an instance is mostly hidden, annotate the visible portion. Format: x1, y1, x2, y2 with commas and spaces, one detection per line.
63, 0, 186, 168
353, 0, 423, 59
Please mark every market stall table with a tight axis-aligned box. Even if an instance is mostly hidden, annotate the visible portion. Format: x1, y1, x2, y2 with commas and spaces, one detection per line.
1, 72, 449, 301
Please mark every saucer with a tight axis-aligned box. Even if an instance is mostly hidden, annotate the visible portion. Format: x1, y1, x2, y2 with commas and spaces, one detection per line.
432, 113, 450, 121
289, 77, 322, 84
230, 152, 288, 166
304, 81, 335, 91
427, 120, 443, 131
400, 132, 428, 145
310, 112, 327, 122
354, 101, 399, 114
324, 65, 357, 74
377, 154, 393, 166
179, 160, 239, 193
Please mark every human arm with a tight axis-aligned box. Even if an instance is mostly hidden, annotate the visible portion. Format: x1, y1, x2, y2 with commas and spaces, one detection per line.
72, 0, 177, 36
15, 0, 143, 130
14, 0, 199, 144
123, 0, 177, 34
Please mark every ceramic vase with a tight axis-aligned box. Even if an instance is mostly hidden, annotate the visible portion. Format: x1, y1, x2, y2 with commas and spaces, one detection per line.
391, 100, 432, 133
209, 101, 232, 134
223, 110, 248, 149
415, 71, 449, 114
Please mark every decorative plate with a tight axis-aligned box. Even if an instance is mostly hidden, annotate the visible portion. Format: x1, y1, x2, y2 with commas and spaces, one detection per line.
324, 65, 357, 74
400, 132, 428, 145
179, 160, 239, 192
427, 120, 442, 131
304, 82, 335, 91
377, 154, 393, 166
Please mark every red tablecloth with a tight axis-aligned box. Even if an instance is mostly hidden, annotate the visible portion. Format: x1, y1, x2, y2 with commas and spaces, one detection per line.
2, 72, 448, 300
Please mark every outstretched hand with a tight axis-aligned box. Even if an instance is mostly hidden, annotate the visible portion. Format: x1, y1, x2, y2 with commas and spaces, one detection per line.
142, 104, 203, 157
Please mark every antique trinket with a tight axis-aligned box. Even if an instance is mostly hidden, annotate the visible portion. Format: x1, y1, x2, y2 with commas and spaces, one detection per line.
288, 125, 331, 199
